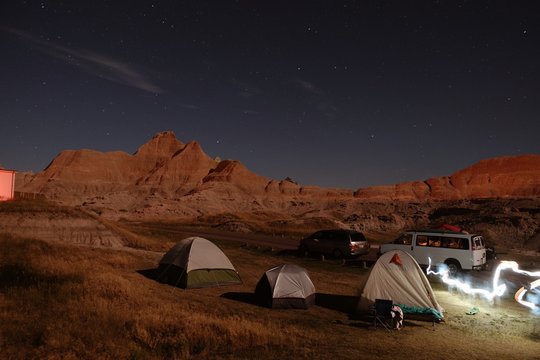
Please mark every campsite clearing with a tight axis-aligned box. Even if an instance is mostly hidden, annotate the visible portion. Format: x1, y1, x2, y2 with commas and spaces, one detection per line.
1, 226, 539, 359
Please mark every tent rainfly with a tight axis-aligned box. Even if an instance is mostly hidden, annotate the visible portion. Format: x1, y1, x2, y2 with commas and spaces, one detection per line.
255, 264, 316, 309
157, 237, 242, 289
357, 250, 444, 319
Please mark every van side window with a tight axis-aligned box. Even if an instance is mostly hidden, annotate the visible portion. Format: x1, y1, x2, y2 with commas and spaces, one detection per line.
416, 235, 428, 246
440, 237, 469, 250
393, 234, 412, 245
428, 236, 442, 247
442, 237, 460, 249
442, 237, 457, 248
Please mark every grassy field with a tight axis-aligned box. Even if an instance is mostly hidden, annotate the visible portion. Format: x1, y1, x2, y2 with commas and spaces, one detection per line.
1, 224, 539, 359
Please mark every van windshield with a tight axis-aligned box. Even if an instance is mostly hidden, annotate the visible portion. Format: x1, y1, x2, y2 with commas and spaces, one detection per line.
393, 234, 412, 245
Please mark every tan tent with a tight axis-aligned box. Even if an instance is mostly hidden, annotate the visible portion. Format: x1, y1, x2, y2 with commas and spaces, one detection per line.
255, 264, 316, 309
357, 250, 444, 319
157, 237, 242, 289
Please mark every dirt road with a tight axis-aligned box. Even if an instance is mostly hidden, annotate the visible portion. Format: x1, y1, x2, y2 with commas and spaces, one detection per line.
126, 222, 301, 250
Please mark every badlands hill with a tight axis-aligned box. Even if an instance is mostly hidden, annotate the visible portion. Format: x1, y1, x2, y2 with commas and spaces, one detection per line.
15, 131, 540, 250
355, 155, 540, 201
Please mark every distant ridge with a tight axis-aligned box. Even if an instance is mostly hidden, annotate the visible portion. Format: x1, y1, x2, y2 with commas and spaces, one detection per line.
16, 131, 540, 211
13, 131, 540, 250
354, 154, 540, 201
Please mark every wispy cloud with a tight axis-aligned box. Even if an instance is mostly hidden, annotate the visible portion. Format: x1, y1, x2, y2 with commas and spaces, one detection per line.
290, 78, 338, 118
9, 28, 164, 93
292, 79, 322, 95
178, 103, 200, 110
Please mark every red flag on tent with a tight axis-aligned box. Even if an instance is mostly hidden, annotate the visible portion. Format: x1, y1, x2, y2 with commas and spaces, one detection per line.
389, 253, 403, 266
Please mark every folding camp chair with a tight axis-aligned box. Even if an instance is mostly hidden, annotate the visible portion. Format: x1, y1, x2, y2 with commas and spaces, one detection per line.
373, 299, 394, 330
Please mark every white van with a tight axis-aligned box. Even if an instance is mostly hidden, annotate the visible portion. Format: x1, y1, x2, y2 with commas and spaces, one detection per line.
379, 229, 487, 276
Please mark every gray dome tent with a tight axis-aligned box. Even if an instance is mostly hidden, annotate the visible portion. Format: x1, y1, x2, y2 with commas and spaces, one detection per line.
157, 237, 242, 289
255, 264, 316, 309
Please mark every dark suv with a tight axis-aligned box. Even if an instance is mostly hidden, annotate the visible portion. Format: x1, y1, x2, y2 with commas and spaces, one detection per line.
298, 229, 370, 258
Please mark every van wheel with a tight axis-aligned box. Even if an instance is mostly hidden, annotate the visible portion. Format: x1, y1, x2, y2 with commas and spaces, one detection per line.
332, 249, 343, 259
445, 260, 461, 277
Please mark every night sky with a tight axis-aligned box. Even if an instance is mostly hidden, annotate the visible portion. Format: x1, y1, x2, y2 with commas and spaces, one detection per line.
2, 1, 539, 189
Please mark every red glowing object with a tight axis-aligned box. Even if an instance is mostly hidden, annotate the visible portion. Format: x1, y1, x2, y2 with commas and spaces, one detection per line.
0, 169, 16, 201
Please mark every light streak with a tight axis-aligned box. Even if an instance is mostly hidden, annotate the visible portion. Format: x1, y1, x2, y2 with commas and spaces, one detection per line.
427, 258, 505, 300
427, 259, 540, 308
515, 279, 540, 310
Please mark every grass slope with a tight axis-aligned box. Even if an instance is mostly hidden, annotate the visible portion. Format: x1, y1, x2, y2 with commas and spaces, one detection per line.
0, 230, 539, 359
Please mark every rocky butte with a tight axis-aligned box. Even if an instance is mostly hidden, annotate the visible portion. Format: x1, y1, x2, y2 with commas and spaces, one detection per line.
15, 131, 540, 250
354, 154, 540, 201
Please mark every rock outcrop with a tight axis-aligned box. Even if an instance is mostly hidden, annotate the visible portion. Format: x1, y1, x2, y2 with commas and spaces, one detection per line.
354, 155, 540, 201
18, 131, 214, 200
14, 131, 540, 250
17, 131, 540, 208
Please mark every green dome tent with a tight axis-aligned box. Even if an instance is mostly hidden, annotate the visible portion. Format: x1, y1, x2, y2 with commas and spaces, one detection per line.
157, 237, 242, 289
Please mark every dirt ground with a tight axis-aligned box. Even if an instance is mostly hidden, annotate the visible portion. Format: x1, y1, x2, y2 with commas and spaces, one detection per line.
90, 240, 540, 359
136, 242, 540, 359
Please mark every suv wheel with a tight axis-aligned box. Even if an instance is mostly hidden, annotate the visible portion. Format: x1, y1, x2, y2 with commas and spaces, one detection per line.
445, 259, 461, 277
298, 245, 309, 257
332, 248, 343, 259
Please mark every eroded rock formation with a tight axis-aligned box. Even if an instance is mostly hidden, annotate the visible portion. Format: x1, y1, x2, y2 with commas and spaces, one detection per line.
14, 131, 540, 250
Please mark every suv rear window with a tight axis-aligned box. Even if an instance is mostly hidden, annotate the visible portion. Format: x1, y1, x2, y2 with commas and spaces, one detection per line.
350, 232, 367, 242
